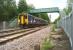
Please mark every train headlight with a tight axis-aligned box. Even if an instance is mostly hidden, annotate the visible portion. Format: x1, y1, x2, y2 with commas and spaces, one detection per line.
18, 19, 20, 24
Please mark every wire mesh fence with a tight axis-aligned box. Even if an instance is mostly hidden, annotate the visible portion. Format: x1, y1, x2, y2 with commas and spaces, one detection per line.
0, 18, 18, 30
57, 11, 73, 50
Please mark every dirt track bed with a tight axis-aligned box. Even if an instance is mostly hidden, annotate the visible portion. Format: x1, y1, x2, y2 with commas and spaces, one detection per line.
50, 28, 71, 50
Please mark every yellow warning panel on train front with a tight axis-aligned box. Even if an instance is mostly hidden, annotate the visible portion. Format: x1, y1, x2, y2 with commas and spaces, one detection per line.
21, 16, 25, 24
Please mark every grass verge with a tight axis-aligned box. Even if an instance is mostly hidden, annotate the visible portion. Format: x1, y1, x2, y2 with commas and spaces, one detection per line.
41, 38, 53, 50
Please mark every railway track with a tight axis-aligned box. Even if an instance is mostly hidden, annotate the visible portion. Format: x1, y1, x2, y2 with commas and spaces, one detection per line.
0, 28, 32, 37
0, 28, 20, 33
0, 26, 47, 45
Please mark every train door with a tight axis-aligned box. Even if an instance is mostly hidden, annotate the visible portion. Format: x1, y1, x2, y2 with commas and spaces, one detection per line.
21, 15, 25, 25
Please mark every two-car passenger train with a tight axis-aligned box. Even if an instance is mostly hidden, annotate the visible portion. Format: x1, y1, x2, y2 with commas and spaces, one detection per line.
18, 13, 48, 28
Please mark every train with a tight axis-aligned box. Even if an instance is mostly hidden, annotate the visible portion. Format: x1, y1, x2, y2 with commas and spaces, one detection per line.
18, 13, 48, 28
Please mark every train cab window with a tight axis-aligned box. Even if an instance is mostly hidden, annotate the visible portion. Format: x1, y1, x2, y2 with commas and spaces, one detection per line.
19, 15, 27, 19
24, 15, 27, 19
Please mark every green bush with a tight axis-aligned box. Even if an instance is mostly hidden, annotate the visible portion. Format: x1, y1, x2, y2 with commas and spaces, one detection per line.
41, 38, 53, 50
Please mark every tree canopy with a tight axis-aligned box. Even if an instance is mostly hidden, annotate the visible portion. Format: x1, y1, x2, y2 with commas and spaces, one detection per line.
40, 13, 50, 22
18, 0, 28, 13
0, 0, 17, 21
63, 6, 72, 15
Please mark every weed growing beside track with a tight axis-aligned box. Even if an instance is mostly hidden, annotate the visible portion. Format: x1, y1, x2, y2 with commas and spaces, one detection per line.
40, 37, 53, 50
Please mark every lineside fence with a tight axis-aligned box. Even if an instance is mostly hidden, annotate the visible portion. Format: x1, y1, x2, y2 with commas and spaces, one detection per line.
0, 18, 18, 30
57, 10, 73, 50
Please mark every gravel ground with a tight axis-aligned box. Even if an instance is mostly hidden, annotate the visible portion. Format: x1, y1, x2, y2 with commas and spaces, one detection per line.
50, 28, 71, 50
0, 26, 51, 50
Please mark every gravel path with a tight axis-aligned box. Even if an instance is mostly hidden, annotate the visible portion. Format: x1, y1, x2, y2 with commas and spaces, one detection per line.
0, 26, 51, 50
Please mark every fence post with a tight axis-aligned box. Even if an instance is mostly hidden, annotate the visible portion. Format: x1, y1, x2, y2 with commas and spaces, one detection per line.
3, 21, 6, 30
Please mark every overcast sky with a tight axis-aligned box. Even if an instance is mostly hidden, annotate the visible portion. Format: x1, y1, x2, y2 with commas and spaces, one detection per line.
16, 0, 67, 22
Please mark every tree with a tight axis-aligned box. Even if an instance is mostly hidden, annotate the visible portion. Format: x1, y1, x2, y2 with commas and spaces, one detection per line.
40, 13, 50, 22
27, 4, 34, 11
63, 6, 72, 15
68, 5, 72, 14
0, 0, 17, 21
63, 8, 69, 15
18, 0, 28, 13
63, 0, 73, 15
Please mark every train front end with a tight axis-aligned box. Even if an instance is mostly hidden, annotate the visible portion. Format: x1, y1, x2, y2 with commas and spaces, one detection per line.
18, 13, 28, 28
